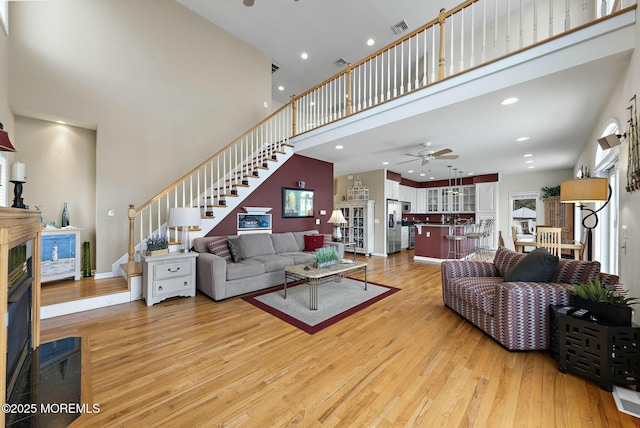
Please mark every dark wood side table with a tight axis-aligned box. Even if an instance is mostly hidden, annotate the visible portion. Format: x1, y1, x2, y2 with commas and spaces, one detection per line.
558, 313, 640, 391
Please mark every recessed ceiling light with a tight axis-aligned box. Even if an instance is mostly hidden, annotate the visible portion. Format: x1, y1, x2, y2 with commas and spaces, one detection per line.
382, 161, 389, 165
429, 176, 435, 180
56, 120, 66, 125
523, 153, 533, 157
525, 160, 534, 164
335, 145, 343, 150
528, 166, 535, 169
278, 85, 284, 91
516, 136, 530, 142
301, 52, 308, 59
467, 172, 473, 175
420, 173, 426, 177
367, 38, 375, 46
408, 170, 414, 173
500, 97, 519, 105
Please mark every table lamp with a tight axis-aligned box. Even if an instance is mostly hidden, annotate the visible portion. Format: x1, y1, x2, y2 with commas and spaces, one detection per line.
560, 177, 610, 261
327, 209, 347, 241
168, 207, 201, 252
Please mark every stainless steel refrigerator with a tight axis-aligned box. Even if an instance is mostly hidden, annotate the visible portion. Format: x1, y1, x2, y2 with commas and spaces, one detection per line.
387, 199, 403, 254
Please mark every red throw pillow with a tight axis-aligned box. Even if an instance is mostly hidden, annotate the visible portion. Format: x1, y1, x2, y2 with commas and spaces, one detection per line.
304, 234, 324, 252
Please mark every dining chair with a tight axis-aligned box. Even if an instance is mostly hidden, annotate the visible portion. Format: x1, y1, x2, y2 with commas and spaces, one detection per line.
536, 227, 562, 257
579, 228, 588, 260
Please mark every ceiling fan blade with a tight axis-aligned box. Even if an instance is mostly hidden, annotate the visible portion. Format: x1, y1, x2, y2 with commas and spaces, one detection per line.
404, 154, 421, 158
431, 148, 452, 157
435, 155, 459, 160
396, 158, 419, 165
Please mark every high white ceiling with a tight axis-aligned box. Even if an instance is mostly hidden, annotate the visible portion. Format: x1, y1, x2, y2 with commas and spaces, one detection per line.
177, 0, 633, 181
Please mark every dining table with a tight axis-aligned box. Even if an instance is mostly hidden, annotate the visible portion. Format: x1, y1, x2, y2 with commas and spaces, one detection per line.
513, 238, 583, 259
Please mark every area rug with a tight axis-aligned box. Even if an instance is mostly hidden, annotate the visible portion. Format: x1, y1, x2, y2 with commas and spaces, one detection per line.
242, 278, 400, 334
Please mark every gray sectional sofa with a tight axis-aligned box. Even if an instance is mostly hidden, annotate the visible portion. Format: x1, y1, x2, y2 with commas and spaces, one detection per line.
193, 230, 345, 301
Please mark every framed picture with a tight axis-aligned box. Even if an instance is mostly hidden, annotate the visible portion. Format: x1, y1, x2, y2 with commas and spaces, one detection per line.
282, 187, 314, 218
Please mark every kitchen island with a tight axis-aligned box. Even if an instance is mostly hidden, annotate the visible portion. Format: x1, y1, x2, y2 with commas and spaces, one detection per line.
414, 223, 475, 261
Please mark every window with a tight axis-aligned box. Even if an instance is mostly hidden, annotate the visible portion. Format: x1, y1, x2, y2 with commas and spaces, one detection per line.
509, 191, 541, 239
0, 0, 7, 36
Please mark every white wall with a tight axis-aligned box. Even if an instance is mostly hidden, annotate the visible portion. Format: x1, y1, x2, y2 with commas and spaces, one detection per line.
8, 0, 272, 272
15, 116, 97, 268
0, 7, 14, 207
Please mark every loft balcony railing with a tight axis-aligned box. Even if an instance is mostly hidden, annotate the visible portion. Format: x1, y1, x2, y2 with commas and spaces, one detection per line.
126, 0, 636, 273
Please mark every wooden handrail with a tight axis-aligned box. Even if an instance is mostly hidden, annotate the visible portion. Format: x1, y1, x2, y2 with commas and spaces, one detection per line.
133, 102, 291, 215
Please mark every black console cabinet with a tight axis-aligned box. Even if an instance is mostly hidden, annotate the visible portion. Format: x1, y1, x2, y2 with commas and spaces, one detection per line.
558, 314, 640, 391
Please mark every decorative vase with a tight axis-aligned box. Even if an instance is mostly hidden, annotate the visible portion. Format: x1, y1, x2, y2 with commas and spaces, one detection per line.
571, 295, 633, 326
61, 202, 70, 227
82, 241, 92, 277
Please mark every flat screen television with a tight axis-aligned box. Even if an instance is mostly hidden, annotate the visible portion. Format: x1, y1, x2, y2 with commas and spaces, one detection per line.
282, 187, 314, 218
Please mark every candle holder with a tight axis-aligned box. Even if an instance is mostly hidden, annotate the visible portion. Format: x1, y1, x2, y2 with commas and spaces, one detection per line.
10, 180, 26, 209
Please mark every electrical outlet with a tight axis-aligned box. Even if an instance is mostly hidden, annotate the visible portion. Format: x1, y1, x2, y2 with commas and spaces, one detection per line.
426, 231, 430, 237
315, 218, 320, 225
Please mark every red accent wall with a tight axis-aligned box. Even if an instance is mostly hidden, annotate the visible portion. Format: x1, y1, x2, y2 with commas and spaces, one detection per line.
206, 154, 334, 236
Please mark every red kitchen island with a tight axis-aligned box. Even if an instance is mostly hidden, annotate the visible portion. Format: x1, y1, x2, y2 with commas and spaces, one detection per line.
414, 223, 475, 261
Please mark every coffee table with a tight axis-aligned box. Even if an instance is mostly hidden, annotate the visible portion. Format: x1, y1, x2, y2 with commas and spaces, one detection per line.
284, 261, 368, 310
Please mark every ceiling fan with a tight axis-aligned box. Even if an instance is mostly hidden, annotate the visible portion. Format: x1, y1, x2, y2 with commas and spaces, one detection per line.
397, 142, 459, 167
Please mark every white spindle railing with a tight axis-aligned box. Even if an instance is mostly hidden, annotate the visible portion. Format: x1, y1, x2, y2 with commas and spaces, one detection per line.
127, 0, 635, 270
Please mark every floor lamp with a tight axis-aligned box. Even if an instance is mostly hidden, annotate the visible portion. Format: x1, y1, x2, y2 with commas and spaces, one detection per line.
560, 177, 611, 261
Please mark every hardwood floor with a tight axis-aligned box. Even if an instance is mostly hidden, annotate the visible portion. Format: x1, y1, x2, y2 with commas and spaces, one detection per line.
40, 251, 639, 427
41, 276, 128, 306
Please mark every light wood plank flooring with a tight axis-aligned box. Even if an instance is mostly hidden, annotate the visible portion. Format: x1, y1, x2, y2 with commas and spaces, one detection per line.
40, 251, 639, 427
41, 276, 128, 306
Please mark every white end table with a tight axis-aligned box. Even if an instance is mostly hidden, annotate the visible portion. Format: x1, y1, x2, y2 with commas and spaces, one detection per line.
141, 251, 198, 306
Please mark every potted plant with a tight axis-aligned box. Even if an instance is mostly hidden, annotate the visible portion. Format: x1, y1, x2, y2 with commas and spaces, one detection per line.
314, 247, 339, 268
569, 279, 638, 325
145, 234, 169, 256
541, 185, 561, 200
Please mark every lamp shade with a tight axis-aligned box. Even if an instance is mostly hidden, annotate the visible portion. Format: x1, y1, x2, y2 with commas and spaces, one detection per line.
560, 177, 609, 203
168, 207, 201, 227
0, 123, 16, 152
327, 209, 347, 224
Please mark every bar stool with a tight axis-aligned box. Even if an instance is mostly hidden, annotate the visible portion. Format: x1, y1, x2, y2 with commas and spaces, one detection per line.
465, 219, 484, 260
477, 219, 494, 259
445, 226, 468, 260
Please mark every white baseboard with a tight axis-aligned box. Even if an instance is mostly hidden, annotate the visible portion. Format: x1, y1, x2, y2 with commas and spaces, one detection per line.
41, 291, 131, 319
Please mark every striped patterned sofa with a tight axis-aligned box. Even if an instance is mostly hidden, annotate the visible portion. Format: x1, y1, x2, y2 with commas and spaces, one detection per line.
441, 246, 619, 351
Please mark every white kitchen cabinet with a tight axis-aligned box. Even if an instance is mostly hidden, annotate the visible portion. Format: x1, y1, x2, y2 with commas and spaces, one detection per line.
400, 185, 417, 208
416, 188, 428, 213
476, 182, 498, 212
338, 200, 375, 256
385, 179, 400, 200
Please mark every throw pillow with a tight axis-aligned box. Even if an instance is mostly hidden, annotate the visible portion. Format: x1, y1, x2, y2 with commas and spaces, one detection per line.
503, 247, 559, 282
304, 234, 324, 252
206, 236, 232, 263
323, 234, 333, 245
227, 237, 244, 263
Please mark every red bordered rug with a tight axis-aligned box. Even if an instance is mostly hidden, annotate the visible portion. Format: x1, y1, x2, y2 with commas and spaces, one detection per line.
242, 278, 400, 334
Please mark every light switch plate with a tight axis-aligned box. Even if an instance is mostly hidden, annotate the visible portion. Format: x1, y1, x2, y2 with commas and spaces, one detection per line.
315, 218, 320, 224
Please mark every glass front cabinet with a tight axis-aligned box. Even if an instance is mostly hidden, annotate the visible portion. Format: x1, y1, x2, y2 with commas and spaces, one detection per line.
338, 200, 375, 256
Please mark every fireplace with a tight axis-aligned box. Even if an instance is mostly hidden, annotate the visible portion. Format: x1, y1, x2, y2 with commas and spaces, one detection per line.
6, 241, 33, 402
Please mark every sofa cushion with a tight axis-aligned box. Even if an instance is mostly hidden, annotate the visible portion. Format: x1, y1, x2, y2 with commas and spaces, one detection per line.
250, 254, 294, 273
549, 259, 601, 285
239, 233, 276, 259
503, 248, 559, 282
226, 259, 265, 281
227, 237, 244, 263
206, 236, 232, 263
271, 232, 299, 253
280, 252, 316, 265
448, 276, 502, 315
493, 246, 526, 277
304, 234, 325, 252
292, 230, 320, 251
